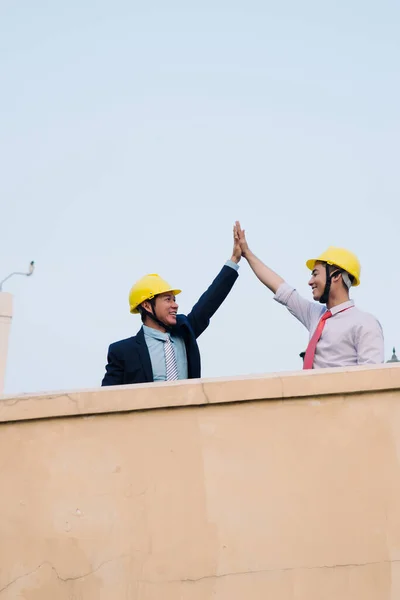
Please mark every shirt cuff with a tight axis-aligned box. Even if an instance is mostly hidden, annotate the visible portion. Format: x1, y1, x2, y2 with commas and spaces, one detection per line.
273, 281, 295, 305
225, 259, 240, 271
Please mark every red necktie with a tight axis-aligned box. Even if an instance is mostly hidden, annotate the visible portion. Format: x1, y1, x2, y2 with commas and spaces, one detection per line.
303, 310, 332, 370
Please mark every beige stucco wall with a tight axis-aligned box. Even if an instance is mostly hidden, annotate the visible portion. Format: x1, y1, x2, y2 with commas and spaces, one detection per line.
0, 292, 13, 395
1, 365, 400, 599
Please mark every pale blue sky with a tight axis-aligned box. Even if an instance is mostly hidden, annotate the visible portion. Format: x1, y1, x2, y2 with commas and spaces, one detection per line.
1, 1, 399, 394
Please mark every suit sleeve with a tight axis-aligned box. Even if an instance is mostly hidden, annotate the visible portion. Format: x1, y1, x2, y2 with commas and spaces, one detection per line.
186, 265, 239, 339
101, 345, 124, 386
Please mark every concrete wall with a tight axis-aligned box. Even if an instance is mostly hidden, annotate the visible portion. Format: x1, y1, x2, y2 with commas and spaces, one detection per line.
1, 365, 400, 599
0, 292, 13, 395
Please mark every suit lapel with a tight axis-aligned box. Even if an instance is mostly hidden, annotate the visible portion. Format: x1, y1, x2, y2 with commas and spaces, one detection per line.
135, 327, 154, 382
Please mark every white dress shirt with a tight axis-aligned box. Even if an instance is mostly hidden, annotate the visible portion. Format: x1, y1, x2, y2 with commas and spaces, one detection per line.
274, 282, 384, 368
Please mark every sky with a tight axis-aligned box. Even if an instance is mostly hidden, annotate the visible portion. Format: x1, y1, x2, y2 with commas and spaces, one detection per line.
1, 0, 399, 395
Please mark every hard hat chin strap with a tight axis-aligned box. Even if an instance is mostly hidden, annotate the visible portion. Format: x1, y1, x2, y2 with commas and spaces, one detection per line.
342, 272, 352, 289
319, 264, 332, 304
319, 266, 346, 304
141, 298, 172, 332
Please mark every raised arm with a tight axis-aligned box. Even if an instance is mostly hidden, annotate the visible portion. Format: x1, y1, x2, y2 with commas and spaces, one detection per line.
234, 221, 321, 332
234, 221, 284, 293
186, 227, 241, 338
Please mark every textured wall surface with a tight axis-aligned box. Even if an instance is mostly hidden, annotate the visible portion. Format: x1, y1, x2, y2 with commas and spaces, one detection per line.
1, 365, 400, 599
0, 292, 12, 394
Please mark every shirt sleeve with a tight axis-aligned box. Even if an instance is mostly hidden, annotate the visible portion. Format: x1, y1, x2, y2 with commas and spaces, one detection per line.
355, 315, 385, 364
225, 259, 240, 271
273, 282, 322, 332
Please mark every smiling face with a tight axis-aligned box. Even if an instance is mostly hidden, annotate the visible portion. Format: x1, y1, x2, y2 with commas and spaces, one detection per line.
308, 261, 327, 301
142, 292, 179, 329
154, 292, 178, 327
308, 261, 349, 304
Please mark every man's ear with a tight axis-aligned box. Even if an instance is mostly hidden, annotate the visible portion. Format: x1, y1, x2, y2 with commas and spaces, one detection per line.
142, 300, 152, 313
330, 269, 342, 282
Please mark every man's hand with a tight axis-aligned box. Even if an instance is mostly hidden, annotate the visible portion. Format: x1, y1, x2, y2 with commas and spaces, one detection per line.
234, 221, 250, 258
231, 222, 242, 263
234, 220, 284, 293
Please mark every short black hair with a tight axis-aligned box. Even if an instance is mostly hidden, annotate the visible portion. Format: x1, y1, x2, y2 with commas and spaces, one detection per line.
137, 305, 146, 323
328, 264, 354, 288
138, 297, 157, 323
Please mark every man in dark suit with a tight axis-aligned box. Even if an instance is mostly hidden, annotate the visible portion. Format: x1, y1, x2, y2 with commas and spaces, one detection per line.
101, 233, 241, 386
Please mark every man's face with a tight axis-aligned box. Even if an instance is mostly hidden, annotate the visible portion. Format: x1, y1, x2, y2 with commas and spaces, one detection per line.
308, 262, 327, 301
153, 292, 179, 326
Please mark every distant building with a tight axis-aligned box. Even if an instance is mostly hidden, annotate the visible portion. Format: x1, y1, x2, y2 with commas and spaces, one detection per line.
387, 348, 399, 363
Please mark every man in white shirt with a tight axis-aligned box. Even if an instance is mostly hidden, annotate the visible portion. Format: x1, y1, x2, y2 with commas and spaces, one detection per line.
234, 221, 384, 369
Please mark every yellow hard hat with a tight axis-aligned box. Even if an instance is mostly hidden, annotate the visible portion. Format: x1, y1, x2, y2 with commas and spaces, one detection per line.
306, 247, 361, 286
129, 274, 181, 314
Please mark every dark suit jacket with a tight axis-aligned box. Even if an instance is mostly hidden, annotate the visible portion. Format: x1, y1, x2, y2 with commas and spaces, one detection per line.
101, 264, 238, 386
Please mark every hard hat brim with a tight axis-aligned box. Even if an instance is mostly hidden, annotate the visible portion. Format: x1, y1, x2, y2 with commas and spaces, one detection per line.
306, 258, 360, 286
130, 288, 182, 314
306, 258, 317, 271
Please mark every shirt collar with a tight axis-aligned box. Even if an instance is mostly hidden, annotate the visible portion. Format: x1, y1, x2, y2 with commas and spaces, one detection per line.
330, 299, 355, 316
143, 325, 172, 343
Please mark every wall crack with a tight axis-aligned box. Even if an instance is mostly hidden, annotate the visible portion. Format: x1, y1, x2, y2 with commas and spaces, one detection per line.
138, 558, 400, 585
0, 554, 130, 595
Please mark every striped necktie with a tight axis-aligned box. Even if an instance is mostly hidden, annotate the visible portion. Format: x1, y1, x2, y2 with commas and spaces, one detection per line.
164, 335, 179, 381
